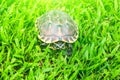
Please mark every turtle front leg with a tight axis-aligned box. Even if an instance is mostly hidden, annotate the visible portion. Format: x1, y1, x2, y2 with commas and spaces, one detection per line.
40, 43, 47, 46
67, 44, 72, 56
40, 43, 48, 49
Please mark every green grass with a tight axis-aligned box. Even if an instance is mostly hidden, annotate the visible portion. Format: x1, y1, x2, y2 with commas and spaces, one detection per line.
0, 0, 120, 79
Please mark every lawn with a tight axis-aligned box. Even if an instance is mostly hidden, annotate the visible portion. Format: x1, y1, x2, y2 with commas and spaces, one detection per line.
0, 0, 120, 79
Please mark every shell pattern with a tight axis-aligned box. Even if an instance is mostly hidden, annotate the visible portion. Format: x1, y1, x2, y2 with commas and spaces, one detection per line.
35, 10, 78, 44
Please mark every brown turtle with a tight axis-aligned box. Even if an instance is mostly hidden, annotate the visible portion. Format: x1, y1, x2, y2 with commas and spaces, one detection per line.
35, 10, 78, 54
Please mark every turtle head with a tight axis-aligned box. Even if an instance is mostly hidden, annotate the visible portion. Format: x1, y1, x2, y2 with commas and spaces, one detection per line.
52, 41, 66, 49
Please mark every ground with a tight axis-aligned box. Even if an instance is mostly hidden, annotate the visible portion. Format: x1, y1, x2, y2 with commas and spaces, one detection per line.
0, 0, 120, 79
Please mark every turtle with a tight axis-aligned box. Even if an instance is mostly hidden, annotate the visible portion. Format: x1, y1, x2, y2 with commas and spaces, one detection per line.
35, 10, 79, 55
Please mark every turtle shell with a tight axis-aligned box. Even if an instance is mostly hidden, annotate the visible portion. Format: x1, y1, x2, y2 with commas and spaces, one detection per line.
35, 10, 78, 43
